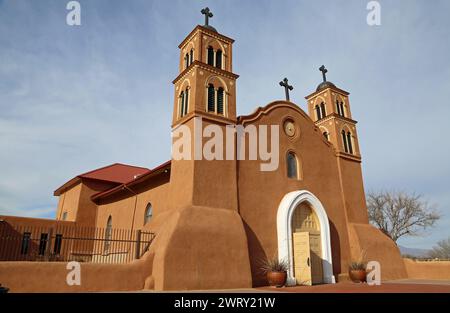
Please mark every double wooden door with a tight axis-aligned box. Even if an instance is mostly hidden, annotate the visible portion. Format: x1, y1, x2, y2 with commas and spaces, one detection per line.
293, 231, 323, 285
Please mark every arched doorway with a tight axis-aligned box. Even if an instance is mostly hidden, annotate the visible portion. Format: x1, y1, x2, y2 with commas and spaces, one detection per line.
277, 190, 335, 286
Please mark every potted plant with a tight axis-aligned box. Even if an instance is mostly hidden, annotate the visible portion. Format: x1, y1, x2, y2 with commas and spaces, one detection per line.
0, 284, 9, 294
349, 249, 367, 283
349, 261, 367, 283
260, 257, 289, 287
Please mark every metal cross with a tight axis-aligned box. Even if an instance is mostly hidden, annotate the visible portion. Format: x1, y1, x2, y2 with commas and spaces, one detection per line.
319, 65, 328, 82
201, 7, 213, 26
279, 78, 294, 102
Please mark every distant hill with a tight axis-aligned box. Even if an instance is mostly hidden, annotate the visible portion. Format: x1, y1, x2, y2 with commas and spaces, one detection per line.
398, 245, 430, 258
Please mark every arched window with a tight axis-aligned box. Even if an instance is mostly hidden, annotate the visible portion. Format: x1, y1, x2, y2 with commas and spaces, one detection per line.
104, 216, 112, 252
341, 130, 349, 153
320, 102, 326, 118
179, 91, 184, 116
207, 84, 215, 112
346, 132, 353, 154
315, 105, 321, 120
341, 130, 354, 154
207, 46, 214, 66
206, 83, 227, 115
189, 49, 194, 65
340, 102, 345, 117
184, 53, 189, 69
336, 100, 345, 117
286, 152, 298, 179
217, 87, 224, 115
323, 132, 329, 141
336, 100, 341, 115
179, 88, 189, 118
215, 50, 222, 69
144, 203, 153, 225
183, 88, 189, 116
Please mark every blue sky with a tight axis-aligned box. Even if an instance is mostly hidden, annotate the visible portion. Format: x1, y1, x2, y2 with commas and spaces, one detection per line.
0, 0, 449, 249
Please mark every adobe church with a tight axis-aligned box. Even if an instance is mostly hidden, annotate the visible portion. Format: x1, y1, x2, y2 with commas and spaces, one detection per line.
0, 8, 408, 290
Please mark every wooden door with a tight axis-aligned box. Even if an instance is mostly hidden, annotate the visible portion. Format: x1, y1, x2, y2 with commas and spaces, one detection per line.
309, 233, 323, 284
293, 232, 312, 286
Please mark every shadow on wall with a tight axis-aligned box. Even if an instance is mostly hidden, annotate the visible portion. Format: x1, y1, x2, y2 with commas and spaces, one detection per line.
329, 220, 341, 278
0, 222, 40, 261
243, 221, 268, 287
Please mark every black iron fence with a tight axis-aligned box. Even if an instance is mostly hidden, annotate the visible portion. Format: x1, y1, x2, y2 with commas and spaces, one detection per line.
0, 222, 155, 264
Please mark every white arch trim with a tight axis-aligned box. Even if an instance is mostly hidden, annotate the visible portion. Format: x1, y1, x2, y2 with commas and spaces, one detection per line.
277, 190, 335, 285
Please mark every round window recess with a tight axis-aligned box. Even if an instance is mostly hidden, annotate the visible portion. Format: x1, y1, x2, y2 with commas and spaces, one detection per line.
284, 120, 296, 137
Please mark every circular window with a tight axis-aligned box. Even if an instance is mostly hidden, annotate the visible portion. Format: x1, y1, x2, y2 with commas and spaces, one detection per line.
284, 119, 296, 137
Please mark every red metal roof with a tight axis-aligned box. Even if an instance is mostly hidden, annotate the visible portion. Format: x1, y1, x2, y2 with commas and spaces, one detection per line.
78, 163, 150, 184
91, 160, 171, 202
54, 163, 150, 196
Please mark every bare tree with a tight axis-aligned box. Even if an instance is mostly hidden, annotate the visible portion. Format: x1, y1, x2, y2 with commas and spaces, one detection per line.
428, 237, 450, 259
367, 191, 440, 243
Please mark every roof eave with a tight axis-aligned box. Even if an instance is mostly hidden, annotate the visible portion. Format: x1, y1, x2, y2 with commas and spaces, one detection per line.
91, 161, 171, 203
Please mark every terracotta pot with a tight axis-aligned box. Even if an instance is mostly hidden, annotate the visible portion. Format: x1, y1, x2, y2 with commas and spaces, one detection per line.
0, 284, 9, 294
349, 269, 367, 283
267, 271, 287, 287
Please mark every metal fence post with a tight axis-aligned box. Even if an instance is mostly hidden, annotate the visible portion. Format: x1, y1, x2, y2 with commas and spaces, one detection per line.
46, 228, 53, 261
135, 230, 141, 260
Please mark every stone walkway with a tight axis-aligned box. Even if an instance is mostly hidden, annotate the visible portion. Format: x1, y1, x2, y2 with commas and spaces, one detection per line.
258, 280, 450, 293
134, 279, 450, 293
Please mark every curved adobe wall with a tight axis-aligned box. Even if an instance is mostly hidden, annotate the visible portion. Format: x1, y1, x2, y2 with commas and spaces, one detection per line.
149, 205, 252, 290
0, 251, 154, 292
348, 223, 407, 280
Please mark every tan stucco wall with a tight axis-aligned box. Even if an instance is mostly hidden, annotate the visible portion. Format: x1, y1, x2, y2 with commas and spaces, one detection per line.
0, 251, 154, 292
236, 102, 355, 285
56, 183, 82, 222
0, 215, 74, 228
404, 259, 450, 280
348, 223, 407, 280
148, 205, 252, 290
96, 174, 171, 231
55, 179, 116, 226
336, 158, 369, 223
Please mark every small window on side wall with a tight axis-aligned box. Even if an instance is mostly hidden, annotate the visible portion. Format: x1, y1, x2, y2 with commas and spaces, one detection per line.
144, 203, 153, 225
21, 232, 31, 255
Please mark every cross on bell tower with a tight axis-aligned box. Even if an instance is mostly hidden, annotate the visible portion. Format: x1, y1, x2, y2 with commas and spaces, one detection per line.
279, 78, 294, 102
305, 65, 360, 159
201, 7, 213, 26
319, 65, 328, 82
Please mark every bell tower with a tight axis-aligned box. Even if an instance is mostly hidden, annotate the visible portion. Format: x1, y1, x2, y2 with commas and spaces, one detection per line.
172, 7, 238, 126
170, 8, 239, 211
305, 65, 361, 158
305, 66, 368, 223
